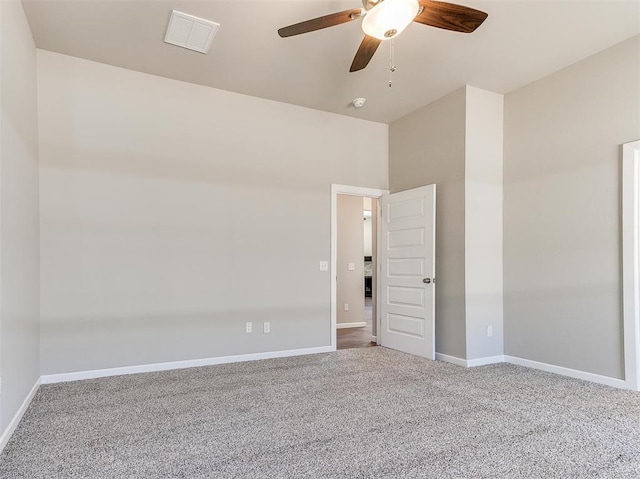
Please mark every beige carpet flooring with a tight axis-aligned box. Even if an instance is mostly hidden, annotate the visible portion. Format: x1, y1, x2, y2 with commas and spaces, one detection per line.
1, 347, 639, 478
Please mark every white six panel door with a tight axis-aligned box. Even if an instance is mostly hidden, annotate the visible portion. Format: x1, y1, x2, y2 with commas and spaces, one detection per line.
380, 185, 436, 359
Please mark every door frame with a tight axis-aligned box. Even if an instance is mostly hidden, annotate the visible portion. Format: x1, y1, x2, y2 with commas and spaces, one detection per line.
330, 184, 389, 350
622, 140, 640, 391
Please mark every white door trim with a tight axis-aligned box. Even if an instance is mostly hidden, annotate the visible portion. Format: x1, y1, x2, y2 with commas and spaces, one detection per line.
331, 184, 389, 350
622, 140, 640, 391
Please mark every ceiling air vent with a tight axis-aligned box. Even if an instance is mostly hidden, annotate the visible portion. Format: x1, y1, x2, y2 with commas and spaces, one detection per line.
164, 10, 219, 54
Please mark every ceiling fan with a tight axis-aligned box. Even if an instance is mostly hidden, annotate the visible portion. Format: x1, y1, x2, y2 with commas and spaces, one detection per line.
278, 0, 488, 72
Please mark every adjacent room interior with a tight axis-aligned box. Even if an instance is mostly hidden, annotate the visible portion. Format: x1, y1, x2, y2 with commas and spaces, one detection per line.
1, 0, 639, 476
336, 194, 377, 350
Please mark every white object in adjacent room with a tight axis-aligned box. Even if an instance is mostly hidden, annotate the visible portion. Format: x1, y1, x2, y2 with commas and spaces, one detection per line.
164, 10, 219, 54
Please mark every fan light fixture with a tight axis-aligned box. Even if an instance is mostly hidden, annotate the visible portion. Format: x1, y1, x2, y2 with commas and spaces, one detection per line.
361, 0, 420, 40
277, 0, 488, 73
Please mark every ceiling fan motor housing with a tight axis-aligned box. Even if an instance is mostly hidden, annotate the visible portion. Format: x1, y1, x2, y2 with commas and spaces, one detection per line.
361, 0, 420, 40
362, 0, 382, 9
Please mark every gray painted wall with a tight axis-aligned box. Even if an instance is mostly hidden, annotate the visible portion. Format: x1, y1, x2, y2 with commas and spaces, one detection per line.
0, 0, 41, 430
503, 35, 640, 379
337, 195, 365, 325
389, 88, 467, 359
37, 50, 388, 375
464, 87, 504, 360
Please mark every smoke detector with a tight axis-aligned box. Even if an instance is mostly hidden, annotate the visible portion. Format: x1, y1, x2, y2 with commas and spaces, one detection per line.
352, 98, 366, 108
165, 10, 220, 54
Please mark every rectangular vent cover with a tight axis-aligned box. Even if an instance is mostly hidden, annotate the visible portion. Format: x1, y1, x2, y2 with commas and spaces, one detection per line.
164, 10, 219, 54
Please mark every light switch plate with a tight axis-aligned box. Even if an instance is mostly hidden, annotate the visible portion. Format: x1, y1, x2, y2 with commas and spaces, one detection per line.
348, 263, 355, 271
319, 261, 329, 271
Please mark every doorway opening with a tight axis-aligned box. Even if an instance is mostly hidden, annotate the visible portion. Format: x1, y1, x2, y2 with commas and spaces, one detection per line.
331, 183, 436, 358
330, 185, 388, 351
336, 195, 378, 350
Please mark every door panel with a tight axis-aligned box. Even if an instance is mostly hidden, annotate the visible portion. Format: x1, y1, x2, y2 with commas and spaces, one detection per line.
388, 286, 424, 307
380, 185, 436, 359
388, 228, 424, 248
388, 198, 425, 220
388, 314, 424, 337
387, 258, 425, 276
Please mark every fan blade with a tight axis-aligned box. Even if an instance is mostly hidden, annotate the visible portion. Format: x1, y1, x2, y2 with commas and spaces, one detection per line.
278, 8, 363, 37
350, 35, 382, 72
415, 1, 488, 33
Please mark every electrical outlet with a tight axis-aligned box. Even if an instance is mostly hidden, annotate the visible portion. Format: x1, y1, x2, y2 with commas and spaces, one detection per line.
348, 263, 355, 271
487, 325, 493, 337
263, 322, 270, 334
246, 322, 252, 333
344, 303, 349, 311
319, 261, 328, 271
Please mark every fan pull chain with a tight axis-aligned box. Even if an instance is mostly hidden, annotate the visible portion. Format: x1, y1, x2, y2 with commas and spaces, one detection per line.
389, 38, 396, 87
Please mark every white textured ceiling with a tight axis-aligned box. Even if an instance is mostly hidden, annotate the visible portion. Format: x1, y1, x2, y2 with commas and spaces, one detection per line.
22, 0, 640, 123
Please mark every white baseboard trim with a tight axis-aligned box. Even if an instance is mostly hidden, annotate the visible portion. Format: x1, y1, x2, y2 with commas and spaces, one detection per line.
0, 378, 41, 453
467, 355, 505, 367
435, 353, 505, 368
435, 353, 627, 388
336, 322, 367, 329
435, 353, 468, 367
41, 346, 334, 384
504, 355, 628, 389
